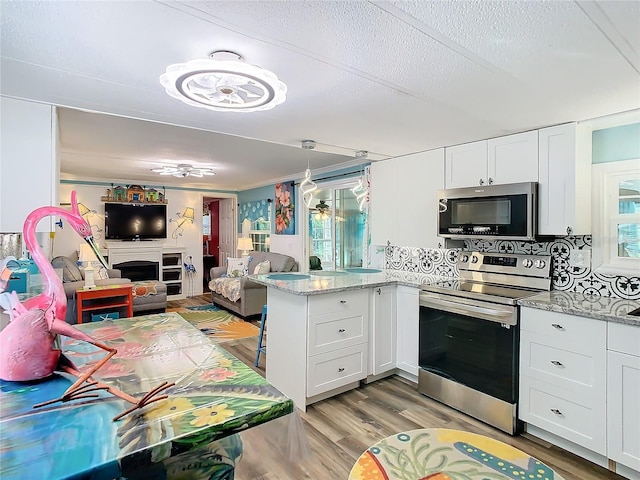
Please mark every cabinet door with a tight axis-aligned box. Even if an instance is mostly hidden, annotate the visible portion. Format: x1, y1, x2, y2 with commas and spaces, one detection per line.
396, 285, 418, 376
444, 140, 487, 188
371, 286, 396, 376
538, 123, 592, 236
0, 97, 58, 233
396, 149, 444, 249
607, 350, 640, 471
487, 130, 538, 185
370, 159, 398, 245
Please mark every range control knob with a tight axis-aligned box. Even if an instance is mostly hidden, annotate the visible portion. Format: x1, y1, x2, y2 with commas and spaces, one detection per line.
534, 259, 546, 269
522, 259, 533, 268
460, 254, 469, 263
471, 255, 479, 264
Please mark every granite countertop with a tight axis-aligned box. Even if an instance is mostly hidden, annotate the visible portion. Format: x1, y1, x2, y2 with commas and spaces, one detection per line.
519, 291, 640, 326
249, 269, 452, 295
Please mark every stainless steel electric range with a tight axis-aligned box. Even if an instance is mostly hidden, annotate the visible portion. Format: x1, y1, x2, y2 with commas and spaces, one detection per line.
418, 251, 552, 434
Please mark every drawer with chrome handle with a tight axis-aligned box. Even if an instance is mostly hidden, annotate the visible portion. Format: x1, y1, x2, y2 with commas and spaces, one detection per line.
308, 289, 369, 316
520, 330, 605, 388
307, 311, 367, 356
307, 344, 367, 397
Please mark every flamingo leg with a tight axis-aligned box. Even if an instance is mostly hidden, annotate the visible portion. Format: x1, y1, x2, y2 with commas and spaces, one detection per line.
35, 343, 175, 421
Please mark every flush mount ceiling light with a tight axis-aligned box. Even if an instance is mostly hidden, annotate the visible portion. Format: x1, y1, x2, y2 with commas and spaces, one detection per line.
151, 164, 216, 178
160, 50, 287, 112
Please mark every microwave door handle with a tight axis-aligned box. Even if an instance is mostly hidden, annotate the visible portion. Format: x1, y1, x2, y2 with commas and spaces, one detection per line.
420, 295, 515, 325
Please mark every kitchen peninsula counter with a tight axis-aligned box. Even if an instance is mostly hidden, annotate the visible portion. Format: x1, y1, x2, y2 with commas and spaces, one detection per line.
252, 268, 449, 411
249, 269, 450, 294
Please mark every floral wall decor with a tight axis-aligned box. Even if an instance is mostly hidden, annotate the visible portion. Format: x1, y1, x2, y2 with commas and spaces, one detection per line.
274, 182, 295, 235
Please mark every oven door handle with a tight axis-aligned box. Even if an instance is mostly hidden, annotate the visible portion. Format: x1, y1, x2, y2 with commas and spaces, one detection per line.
419, 293, 517, 325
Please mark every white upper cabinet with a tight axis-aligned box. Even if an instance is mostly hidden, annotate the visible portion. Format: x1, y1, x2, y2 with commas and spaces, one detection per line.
0, 97, 59, 233
537, 123, 592, 236
370, 159, 398, 246
444, 140, 487, 189
445, 131, 539, 189
370, 149, 444, 248
487, 130, 539, 185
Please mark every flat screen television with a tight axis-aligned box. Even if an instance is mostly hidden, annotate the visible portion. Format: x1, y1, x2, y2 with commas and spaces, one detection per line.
104, 203, 167, 240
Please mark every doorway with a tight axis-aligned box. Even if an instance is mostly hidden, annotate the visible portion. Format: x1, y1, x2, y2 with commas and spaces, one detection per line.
307, 179, 366, 271
202, 195, 237, 291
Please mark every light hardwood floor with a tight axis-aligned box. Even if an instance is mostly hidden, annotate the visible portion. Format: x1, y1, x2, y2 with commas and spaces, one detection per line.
170, 295, 624, 480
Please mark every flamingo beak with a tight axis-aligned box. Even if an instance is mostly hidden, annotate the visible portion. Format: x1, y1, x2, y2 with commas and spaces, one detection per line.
84, 236, 109, 270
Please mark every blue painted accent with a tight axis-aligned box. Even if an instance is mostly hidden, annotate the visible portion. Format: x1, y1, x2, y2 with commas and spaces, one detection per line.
593, 123, 640, 164
266, 273, 311, 280
454, 442, 556, 479
345, 268, 382, 274
310, 271, 348, 276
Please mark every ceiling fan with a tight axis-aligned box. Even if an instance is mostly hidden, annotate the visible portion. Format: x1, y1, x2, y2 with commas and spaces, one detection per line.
151, 163, 216, 178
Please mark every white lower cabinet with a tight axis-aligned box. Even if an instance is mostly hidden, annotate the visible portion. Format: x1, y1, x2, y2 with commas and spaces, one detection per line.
396, 285, 419, 376
607, 322, 640, 474
370, 286, 396, 376
519, 308, 607, 455
266, 288, 370, 411
520, 307, 640, 479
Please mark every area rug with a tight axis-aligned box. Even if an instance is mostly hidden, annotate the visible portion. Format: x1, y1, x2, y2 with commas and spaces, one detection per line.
349, 428, 565, 480
167, 304, 259, 343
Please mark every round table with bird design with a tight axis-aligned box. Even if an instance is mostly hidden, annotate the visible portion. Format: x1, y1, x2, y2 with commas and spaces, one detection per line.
349, 428, 565, 480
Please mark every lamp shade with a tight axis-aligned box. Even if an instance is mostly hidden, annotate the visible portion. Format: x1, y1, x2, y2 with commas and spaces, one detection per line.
237, 237, 253, 251
182, 207, 196, 222
79, 244, 99, 264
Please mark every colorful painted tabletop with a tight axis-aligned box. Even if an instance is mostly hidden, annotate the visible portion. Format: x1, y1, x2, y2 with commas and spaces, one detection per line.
349, 428, 566, 480
0, 312, 294, 479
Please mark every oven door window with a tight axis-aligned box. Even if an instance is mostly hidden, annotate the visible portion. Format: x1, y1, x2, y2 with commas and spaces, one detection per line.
419, 306, 518, 404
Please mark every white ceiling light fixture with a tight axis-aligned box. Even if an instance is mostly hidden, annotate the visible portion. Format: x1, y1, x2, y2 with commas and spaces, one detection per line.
160, 50, 287, 113
151, 164, 216, 178
300, 140, 318, 208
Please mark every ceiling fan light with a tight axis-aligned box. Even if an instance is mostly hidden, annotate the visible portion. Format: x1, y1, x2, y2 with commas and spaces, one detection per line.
151, 164, 216, 178
160, 53, 287, 113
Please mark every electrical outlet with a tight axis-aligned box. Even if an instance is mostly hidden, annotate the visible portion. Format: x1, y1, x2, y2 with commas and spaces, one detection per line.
568, 249, 591, 268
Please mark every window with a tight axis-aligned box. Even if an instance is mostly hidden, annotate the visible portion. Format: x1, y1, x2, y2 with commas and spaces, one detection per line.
592, 159, 640, 274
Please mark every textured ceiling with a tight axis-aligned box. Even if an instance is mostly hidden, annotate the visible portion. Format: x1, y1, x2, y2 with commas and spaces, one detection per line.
1, 0, 638, 190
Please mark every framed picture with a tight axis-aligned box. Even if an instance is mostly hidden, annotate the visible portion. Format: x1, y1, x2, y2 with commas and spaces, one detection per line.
274, 182, 295, 235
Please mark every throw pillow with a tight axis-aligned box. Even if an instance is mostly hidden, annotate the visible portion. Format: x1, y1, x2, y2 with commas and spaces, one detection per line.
95, 265, 109, 280
253, 260, 271, 275
226, 257, 250, 277
51, 255, 83, 283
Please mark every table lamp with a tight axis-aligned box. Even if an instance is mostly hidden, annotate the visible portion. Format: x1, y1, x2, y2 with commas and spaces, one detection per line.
237, 237, 253, 257
79, 244, 99, 289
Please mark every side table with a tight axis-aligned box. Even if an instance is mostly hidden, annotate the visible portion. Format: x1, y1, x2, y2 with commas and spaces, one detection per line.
76, 284, 133, 324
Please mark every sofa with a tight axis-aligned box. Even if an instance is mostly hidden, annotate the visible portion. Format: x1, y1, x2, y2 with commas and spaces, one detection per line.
209, 251, 298, 317
51, 254, 167, 324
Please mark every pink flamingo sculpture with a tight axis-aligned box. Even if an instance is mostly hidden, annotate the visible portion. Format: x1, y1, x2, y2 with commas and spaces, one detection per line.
0, 191, 173, 421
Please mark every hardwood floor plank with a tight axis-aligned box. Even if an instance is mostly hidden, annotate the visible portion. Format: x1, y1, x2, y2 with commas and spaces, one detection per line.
167, 295, 626, 480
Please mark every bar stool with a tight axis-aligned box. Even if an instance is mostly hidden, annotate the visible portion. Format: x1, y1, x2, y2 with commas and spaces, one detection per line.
254, 305, 267, 367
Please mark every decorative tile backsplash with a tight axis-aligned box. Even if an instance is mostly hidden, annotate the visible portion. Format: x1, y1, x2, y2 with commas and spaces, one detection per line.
382, 235, 640, 300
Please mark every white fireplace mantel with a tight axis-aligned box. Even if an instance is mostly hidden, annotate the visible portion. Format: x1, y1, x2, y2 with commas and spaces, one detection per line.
105, 242, 163, 268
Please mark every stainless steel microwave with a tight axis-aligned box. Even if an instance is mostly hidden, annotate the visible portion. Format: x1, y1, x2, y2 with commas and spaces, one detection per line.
437, 182, 537, 241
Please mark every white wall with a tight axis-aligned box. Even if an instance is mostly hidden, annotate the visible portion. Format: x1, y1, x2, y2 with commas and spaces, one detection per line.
55, 183, 206, 296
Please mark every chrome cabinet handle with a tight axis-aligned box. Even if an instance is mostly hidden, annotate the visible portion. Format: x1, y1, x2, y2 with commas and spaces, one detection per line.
551, 323, 564, 330
488, 177, 494, 185
479, 178, 485, 185
376, 288, 381, 295
551, 360, 564, 367
338, 367, 345, 373
338, 328, 346, 333
550, 408, 563, 416
566, 226, 573, 235
340, 300, 347, 304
